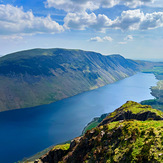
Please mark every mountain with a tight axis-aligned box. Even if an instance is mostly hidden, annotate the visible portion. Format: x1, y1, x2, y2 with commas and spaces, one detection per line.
34, 101, 163, 163
0, 48, 157, 112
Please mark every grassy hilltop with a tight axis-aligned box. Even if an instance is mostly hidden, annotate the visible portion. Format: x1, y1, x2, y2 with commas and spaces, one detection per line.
31, 101, 163, 163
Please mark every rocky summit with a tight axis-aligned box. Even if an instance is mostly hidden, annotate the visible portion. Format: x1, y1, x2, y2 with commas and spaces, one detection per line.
34, 101, 163, 163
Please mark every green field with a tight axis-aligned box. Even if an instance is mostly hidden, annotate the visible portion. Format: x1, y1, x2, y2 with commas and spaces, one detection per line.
141, 99, 163, 111
142, 66, 163, 80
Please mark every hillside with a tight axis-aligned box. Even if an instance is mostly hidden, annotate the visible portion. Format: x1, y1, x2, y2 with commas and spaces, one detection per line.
141, 66, 163, 111
33, 101, 163, 163
141, 80, 163, 111
143, 66, 163, 80
151, 80, 163, 103
0, 48, 151, 112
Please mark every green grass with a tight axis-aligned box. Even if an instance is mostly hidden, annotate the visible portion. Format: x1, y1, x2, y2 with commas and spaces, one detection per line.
89, 120, 163, 162
142, 66, 163, 74
52, 144, 70, 151
141, 99, 163, 111
108, 101, 163, 118
142, 66, 163, 80
82, 114, 108, 134
83, 121, 99, 134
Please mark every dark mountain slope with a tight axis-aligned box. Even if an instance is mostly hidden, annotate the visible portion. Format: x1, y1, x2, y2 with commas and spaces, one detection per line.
0, 49, 154, 111
0, 49, 139, 76
35, 101, 163, 163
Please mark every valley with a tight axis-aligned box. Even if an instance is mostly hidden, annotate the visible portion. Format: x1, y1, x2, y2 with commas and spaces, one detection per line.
0, 49, 162, 163
0, 72, 156, 163
1, 0, 163, 162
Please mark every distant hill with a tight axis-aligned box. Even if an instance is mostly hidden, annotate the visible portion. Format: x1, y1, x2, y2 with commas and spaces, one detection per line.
141, 66, 163, 111
34, 101, 163, 163
0, 48, 159, 111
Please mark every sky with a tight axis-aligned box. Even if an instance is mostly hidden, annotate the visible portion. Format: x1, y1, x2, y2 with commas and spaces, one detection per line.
0, 0, 163, 60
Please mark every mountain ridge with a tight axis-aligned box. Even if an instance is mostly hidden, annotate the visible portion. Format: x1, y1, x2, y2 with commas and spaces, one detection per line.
0, 48, 160, 112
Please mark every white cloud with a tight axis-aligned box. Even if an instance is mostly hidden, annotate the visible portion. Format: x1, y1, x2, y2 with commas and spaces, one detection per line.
0, 4, 64, 35
64, 12, 112, 32
90, 36, 113, 42
90, 36, 103, 42
1, 4, 162, 37
118, 35, 133, 45
112, 9, 163, 30
124, 35, 133, 41
45, 0, 99, 12
111, 10, 143, 30
139, 12, 163, 30
1, 35, 23, 40
103, 36, 113, 41
64, 12, 97, 30
121, 0, 154, 8
64, 10, 163, 32
100, 0, 119, 8
45, 0, 154, 12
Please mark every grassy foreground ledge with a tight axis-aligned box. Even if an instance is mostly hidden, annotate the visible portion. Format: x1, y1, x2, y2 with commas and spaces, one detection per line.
27, 101, 163, 163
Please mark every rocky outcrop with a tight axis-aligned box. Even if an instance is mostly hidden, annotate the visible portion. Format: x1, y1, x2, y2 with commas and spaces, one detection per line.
99, 101, 163, 126
35, 148, 67, 163
33, 101, 163, 163
35, 138, 81, 163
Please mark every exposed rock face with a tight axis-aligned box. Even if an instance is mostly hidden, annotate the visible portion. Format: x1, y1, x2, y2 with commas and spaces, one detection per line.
35, 138, 81, 163
99, 101, 163, 126
36, 149, 67, 163
34, 101, 163, 163
35, 144, 71, 163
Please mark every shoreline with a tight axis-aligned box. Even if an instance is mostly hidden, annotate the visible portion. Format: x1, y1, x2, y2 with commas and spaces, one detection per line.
21, 72, 159, 163
22, 113, 108, 162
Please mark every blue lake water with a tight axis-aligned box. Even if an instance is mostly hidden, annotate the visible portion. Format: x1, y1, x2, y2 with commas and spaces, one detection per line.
0, 73, 157, 163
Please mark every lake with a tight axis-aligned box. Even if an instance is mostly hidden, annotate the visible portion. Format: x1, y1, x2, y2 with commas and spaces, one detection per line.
0, 73, 157, 163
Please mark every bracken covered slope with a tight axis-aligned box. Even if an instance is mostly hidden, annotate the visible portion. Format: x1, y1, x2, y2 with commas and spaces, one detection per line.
34, 101, 163, 163
0, 48, 148, 111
